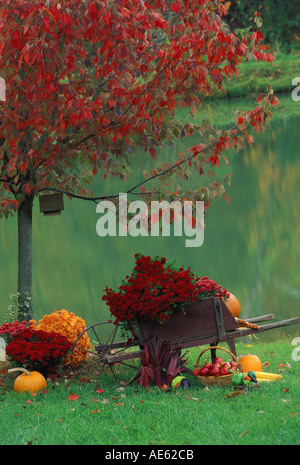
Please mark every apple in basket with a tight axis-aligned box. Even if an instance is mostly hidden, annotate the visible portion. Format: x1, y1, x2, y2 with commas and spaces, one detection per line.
222, 362, 231, 370
199, 367, 209, 376
229, 361, 238, 371
208, 364, 220, 376
219, 367, 230, 376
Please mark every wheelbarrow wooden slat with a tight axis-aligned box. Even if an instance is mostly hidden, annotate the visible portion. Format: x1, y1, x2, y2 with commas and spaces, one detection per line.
233, 317, 300, 335
221, 316, 300, 351
246, 314, 275, 323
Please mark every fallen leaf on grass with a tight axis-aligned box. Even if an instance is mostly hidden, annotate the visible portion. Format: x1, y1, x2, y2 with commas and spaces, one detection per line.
96, 388, 104, 394
262, 361, 270, 368
88, 409, 100, 414
278, 362, 291, 368
68, 393, 80, 401
114, 402, 124, 406
238, 430, 248, 438
226, 390, 244, 399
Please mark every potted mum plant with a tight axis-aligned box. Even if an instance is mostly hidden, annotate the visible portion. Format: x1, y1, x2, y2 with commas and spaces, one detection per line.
5, 328, 72, 377
102, 254, 230, 341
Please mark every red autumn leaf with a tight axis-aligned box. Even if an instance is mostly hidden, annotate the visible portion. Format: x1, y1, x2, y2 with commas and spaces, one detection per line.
96, 388, 104, 394
68, 393, 80, 401
169, 2, 181, 14
88, 409, 100, 414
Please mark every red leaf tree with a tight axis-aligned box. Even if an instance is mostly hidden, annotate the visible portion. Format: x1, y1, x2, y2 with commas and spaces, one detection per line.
0, 0, 278, 319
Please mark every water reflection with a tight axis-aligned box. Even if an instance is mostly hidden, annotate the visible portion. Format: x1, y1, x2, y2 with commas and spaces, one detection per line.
0, 100, 299, 339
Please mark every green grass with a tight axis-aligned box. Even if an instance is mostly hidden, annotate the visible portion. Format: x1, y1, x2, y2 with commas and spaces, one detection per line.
212, 51, 300, 99
1, 338, 299, 445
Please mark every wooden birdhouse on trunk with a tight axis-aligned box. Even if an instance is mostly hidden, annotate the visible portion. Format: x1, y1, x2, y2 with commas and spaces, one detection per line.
39, 193, 64, 216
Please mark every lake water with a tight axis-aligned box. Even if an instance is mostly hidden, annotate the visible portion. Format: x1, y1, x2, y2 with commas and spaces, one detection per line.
0, 95, 299, 340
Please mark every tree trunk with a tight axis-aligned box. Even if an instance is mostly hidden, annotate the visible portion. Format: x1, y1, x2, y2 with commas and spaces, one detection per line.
17, 194, 34, 321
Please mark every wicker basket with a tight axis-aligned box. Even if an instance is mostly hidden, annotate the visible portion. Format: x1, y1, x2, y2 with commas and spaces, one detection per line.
194, 346, 243, 386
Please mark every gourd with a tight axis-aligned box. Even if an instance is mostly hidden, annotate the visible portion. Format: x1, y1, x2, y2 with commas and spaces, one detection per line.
239, 354, 262, 372
225, 292, 241, 317
254, 371, 283, 381
8, 367, 47, 393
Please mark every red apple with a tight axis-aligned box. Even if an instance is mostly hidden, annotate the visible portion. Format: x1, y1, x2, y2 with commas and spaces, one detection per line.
230, 361, 238, 368
208, 366, 220, 376
222, 362, 230, 369
214, 357, 223, 365
220, 367, 229, 376
199, 367, 209, 376
201, 362, 211, 369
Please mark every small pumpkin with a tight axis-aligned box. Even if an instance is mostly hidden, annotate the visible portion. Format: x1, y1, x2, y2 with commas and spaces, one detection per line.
239, 354, 262, 372
225, 292, 241, 317
8, 367, 47, 393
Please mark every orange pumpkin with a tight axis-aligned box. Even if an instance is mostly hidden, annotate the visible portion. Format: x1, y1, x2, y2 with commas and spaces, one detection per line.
239, 354, 262, 372
8, 367, 47, 393
225, 292, 241, 317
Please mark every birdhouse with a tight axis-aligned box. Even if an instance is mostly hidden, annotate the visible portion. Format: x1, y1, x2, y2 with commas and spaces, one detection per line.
39, 193, 64, 216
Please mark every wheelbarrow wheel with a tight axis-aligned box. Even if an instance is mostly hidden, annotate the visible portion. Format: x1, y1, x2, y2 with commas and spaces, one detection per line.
70, 321, 142, 386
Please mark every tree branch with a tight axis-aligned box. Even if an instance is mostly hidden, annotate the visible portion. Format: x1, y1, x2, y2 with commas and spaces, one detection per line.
37, 121, 239, 202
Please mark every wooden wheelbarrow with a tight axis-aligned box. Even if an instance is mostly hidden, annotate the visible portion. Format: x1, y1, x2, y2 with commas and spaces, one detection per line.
70, 297, 300, 384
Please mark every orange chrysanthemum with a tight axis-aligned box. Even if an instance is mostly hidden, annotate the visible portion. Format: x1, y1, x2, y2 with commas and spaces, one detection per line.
30, 309, 91, 367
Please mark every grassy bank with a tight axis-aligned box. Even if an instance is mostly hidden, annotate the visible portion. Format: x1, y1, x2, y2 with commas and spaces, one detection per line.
213, 51, 300, 99
176, 51, 300, 129
1, 338, 299, 445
